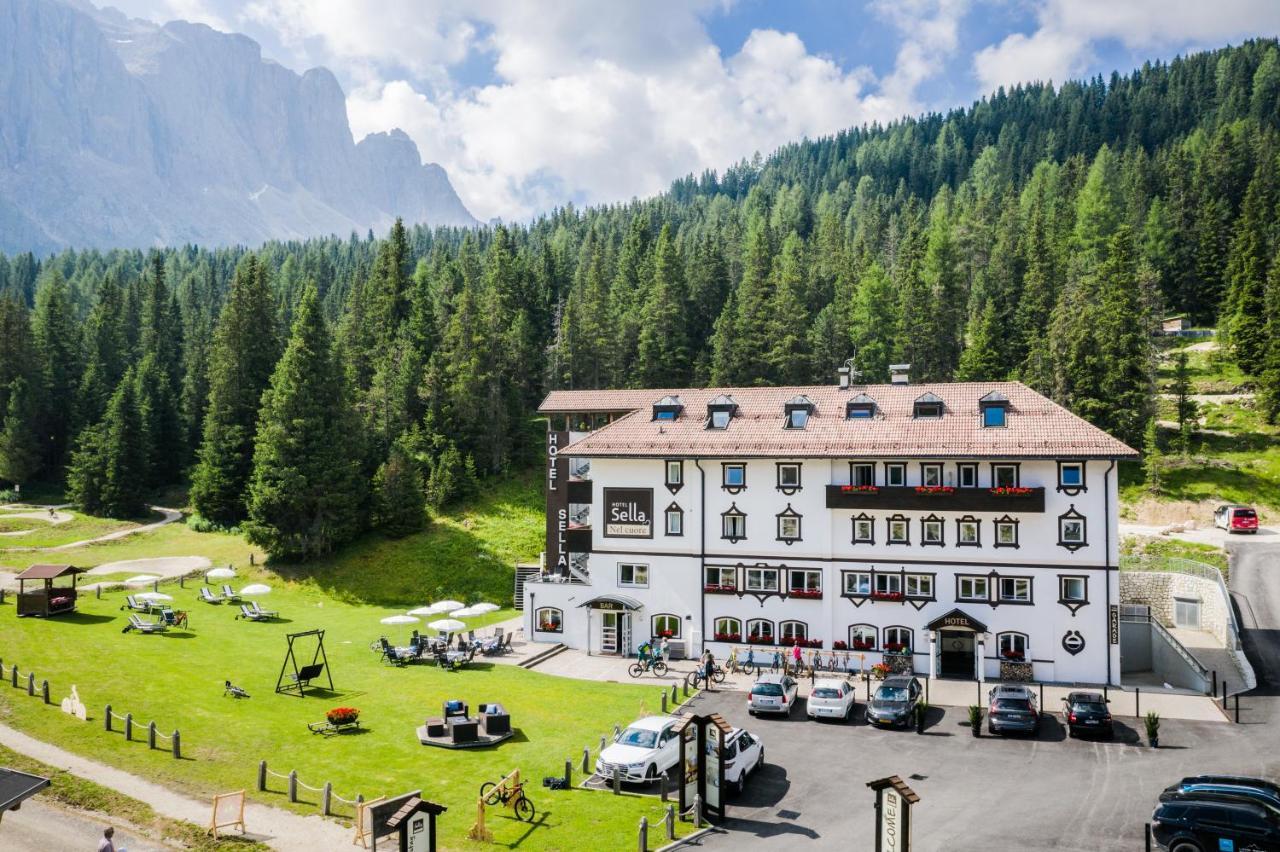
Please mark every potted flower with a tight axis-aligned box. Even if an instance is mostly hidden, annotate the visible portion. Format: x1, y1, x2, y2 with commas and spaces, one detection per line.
1000, 649, 1025, 662
1144, 711, 1160, 748
968, 705, 982, 737
870, 662, 891, 679
840, 484, 879, 494
884, 642, 908, 654
990, 486, 1033, 496
851, 639, 873, 651
657, 630, 674, 639
914, 485, 955, 495
327, 706, 360, 727
714, 632, 741, 642
832, 640, 849, 651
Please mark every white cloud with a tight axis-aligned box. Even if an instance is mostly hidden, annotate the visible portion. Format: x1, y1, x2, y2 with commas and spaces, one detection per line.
973, 0, 1280, 92
872, 0, 971, 109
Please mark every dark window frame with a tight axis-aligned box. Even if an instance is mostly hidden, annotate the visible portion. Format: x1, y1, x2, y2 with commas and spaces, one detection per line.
746, 618, 775, 642
904, 572, 936, 601
1058, 574, 1090, 614
848, 624, 877, 650
721, 504, 747, 543
776, 504, 803, 545
956, 515, 981, 547
743, 565, 780, 593
779, 620, 809, 642
990, 462, 1021, 488
617, 562, 650, 588
849, 461, 876, 487
664, 459, 684, 494
664, 502, 684, 537
1058, 505, 1088, 551
884, 462, 907, 487
997, 631, 1028, 660
651, 612, 682, 639
993, 514, 1020, 549
997, 575, 1034, 605
957, 462, 978, 488
851, 512, 876, 545
713, 616, 742, 639
535, 606, 564, 634
920, 513, 945, 547
919, 462, 944, 487
776, 462, 802, 494
883, 625, 913, 651
842, 570, 872, 597
956, 574, 991, 604
721, 462, 747, 493
1056, 460, 1088, 495
787, 569, 821, 595
981, 404, 1008, 428
886, 513, 911, 545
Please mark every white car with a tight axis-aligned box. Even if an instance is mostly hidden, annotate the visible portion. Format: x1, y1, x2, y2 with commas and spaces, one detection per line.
596, 715, 680, 783
806, 678, 856, 722
748, 674, 798, 716
709, 728, 764, 797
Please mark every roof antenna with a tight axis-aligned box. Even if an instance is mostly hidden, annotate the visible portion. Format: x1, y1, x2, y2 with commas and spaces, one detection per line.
837, 354, 861, 391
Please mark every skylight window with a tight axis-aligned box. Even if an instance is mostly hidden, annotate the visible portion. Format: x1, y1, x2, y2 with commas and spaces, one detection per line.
710, 410, 731, 429
706, 394, 737, 430
788, 408, 809, 429
913, 392, 944, 419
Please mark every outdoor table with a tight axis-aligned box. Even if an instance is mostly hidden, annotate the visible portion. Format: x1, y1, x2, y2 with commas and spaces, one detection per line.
425, 718, 447, 737
447, 717, 478, 744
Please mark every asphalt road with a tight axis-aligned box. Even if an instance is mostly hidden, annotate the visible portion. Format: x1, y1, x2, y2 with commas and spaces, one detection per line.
0, 797, 167, 851
685, 538, 1280, 851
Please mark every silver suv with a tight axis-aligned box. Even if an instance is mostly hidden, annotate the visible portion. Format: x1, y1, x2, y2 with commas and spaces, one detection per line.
747, 674, 798, 716
987, 683, 1039, 736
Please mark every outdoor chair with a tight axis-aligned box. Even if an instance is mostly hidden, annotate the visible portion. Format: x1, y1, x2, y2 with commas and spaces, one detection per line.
123, 614, 167, 634
502, 632, 514, 653
160, 609, 188, 628
380, 637, 409, 666
235, 604, 266, 621
285, 664, 326, 692
248, 601, 278, 619
198, 587, 223, 604
443, 700, 469, 721
121, 595, 150, 613
478, 703, 511, 736
480, 636, 503, 656
221, 585, 241, 602
224, 680, 250, 699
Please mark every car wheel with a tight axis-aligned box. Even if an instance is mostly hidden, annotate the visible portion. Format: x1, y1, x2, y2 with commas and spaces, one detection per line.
987, 722, 996, 735
748, 709, 756, 717
734, 772, 745, 796
755, 749, 764, 771
1169, 841, 1204, 852
645, 764, 657, 782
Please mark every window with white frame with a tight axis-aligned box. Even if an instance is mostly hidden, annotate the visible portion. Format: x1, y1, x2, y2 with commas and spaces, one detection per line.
747, 619, 774, 642
849, 624, 877, 650
885, 463, 906, 486
998, 632, 1028, 661
665, 460, 683, 491
905, 574, 933, 599
652, 613, 681, 639
999, 577, 1031, 603
780, 620, 808, 642
1060, 576, 1087, 603
844, 571, 871, 596
921, 515, 944, 546
1058, 461, 1085, 492
745, 566, 780, 593
618, 563, 649, 587
722, 463, 746, 490
992, 464, 1019, 488
958, 463, 978, 488
777, 462, 801, 492
535, 607, 563, 633
850, 462, 875, 487
921, 463, 943, 487
789, 570, 821, 595
874, 573, 902, 596
852, 514, 875, 544
713, 617, 742, 640
958, 576, 988, 601
887, 515, 910, 544
957, 516, 980, 546
994, 516, 1019, 548
1058, 507, 1087, 550
705, 566, 737, 590
722, 506, 747, 542
883, 626, 912, 651
777, 507, 802, 543
665, 503, 683, 536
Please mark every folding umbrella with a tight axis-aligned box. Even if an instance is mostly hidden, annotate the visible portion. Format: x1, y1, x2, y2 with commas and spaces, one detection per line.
206, 567, 236, 580
124, 575, 160, 586
407, 606, 437, 617
136, 591, 172, 602
470, 603, 500, 614
380, 614, 420, 625
450, 606, 484, 618
427, 600, 464, 614
427, 619, 466, 633
240, 583, 271, 596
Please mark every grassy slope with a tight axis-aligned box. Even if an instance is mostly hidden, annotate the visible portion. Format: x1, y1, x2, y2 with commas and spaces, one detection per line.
0, 514, 141, 550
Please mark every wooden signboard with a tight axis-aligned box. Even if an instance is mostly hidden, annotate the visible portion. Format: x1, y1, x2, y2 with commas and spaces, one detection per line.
867, 775, 919, 852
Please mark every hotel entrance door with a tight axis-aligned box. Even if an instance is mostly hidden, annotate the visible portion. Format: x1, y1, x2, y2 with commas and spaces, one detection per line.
939, 630, 975, 679
601, 612, 631, 656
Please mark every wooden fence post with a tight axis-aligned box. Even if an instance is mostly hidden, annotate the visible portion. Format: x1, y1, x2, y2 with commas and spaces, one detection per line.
660, 774, 668, 802
671, 684, 677, 705
323, 782, 332, 815
665, 805, 675, 840
258, 760, 268, 791
288, 771, 298, 803
661, 692, 668, 713
694, 794, 703, 828
638, 816, 648, 852
11, 664, 18, 687
27, 672, 35, 696
96, 585, 101, 599
564, 760, 571, 788
104, 704, 112, 732
582, 747, 590, 774
172, 730, 181, 759
124, 713, 133, 741
148, 721, 157, 749
41, 680, 49, 704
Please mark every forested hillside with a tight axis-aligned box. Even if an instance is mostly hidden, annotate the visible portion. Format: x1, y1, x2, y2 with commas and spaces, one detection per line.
2, 41, 1280, 558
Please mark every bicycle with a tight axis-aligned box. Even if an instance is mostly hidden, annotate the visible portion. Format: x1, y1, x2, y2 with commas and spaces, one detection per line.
737, 650, 757, 676
690, 663, 727, 688
628, 655, 668, 678
479, 778, 536, 822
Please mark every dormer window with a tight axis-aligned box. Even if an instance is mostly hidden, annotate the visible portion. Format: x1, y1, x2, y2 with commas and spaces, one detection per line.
706, 394, 737, 430
979, 391, 1009, 428
652, 395, 683, 422
913, 392, 944, 419
784, 395, 814, 429
846, 394, 877, 420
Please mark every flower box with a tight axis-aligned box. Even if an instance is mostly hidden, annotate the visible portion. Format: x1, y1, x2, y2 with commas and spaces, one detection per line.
1000, 650, 1025, 662
990, 486, 1034, 496
747, 635, 775, 646
832, 641, 849, 651
713, 632, 741, 642
326, 707, 360, 726
870, 591, 904, 602
703, 584, 737, 594
840, 485, 879, 494
914, 486, 955, 495
788, 589, 822, 599
850, 640, 874, 651
883, 643, 909, 654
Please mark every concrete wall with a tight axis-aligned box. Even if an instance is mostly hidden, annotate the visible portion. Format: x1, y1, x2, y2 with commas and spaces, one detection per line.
1120, 620, 1151, 672
1120, 572, 1228, 646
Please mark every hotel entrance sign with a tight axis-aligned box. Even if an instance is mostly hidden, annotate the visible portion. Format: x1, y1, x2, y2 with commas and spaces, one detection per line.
867, 775, 919, 852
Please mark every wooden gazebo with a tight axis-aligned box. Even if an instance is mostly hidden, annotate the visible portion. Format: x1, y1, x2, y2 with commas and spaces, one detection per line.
15, 564, 85, 617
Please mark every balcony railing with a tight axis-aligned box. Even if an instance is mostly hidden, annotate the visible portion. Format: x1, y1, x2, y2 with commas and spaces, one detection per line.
825, 484, 1045, 512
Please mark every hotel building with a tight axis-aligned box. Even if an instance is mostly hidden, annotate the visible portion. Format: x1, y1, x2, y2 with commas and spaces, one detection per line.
526, 370, 1137, 685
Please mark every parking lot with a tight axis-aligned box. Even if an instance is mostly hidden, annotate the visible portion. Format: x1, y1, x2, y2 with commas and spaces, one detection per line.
674, 541, 1280, 851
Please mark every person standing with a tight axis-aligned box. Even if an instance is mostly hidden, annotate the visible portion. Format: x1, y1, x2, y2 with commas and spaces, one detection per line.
98, 826, 121, 852
701, 648, 715, 691
658, 635, 670, 661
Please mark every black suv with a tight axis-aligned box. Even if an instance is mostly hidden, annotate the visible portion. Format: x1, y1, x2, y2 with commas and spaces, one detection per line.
1152, 799, 1280, 851
865, 676, 922, 728
1062, 690, 1113, 738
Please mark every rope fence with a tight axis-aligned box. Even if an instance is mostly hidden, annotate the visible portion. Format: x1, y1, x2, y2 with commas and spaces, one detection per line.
257, 759, 370, 816
0, 659, 53, 706
103, 704, 182, 758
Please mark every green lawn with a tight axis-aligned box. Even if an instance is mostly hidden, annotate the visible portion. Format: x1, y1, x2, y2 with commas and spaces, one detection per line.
1120, 535, 1229, 575
0, 581, 690, 851
0, 516, 46, 533
1155, 338, 1247, 394
0, 514, 142, 550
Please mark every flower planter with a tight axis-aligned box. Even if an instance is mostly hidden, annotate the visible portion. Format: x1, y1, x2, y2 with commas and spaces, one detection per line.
713, 633, 742, 642
703, 585, 737, 594
789, 590, 822, 600
870, 593, 904, 602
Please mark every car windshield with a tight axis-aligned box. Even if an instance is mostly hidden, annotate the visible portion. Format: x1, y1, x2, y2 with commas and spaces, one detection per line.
752, 683, 784, 697
812, 687, 842, 699
1236, 509, 1257, 519
617, 727, 659, 748
994, 699, 1033, 711
876, 687, 907, 702
1072, 702, 1106, 713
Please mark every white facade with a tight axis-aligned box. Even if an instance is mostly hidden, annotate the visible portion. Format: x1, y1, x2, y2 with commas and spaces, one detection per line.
526, 452, 1123, 686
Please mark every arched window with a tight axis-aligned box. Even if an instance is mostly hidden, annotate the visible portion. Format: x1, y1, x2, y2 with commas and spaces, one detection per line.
746, 619, 774, 644
713, 617, 742, 641
780, 621, 808, 642
848, 624, 877, 651
998, 632, 1028, 662
652, 613, 681, 639
535, 607, 563, 633
883, 626, 912, 652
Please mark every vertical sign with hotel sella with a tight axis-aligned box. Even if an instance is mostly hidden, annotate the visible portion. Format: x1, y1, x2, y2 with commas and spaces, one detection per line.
545, 430, 569, 573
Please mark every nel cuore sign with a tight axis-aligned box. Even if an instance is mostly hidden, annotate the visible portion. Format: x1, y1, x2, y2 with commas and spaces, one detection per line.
867, 776, 919, 852
603, 488, 653, 538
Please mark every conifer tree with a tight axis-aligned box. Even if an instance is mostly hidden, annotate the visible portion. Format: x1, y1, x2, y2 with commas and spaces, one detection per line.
956, 302, 1004, 382
636, 225, 690, 387
190, 256, 280, 527
726, 219, 775, 384
245, 287, 365, 560
766, 232, 811, 384
0, 377, 42, 486
68, 369, 147, 518
77, 276, 128, 429
848, 263, 898, 383
32, 271, 80, 472
1223, 155, 1276, 373
372, 441, 427, 537
1143, 417, 1162, 493
136, 255, 185, 482
1169, 350, 1198, 454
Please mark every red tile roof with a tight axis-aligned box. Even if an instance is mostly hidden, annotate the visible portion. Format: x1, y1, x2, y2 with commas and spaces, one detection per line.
540, 382, 1138, 459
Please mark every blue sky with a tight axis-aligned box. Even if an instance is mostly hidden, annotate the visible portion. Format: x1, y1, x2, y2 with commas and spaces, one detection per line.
104, 1, 1280, 221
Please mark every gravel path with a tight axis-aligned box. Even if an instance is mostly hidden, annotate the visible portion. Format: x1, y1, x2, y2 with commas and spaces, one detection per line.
0, 721, 351, 851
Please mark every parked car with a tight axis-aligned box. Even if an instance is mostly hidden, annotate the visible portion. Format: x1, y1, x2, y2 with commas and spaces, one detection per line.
987, 683, 1040, 736
1215, 504, 1259, 534
1162, 782, 1280, 816
866, 676, 922, 728
1061, 690, 1113, 738
708, 728, 764, 796
595, 715, 681, 783
1175, 776, 1280, 802
1151, 799, 1280, 851
748, 674, 798, 716
807, 678, 856, 722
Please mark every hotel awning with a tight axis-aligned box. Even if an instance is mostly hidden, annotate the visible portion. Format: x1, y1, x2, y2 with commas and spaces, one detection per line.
577, 594, 644, 611
0, 767, 51, 814
926, 608, 988, 633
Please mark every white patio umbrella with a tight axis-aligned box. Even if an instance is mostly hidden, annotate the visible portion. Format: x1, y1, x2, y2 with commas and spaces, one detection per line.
136, 591, 172, 602
449, 606, 485, 618
124, 574, 160, 586
205, 567, 236, 580
380, 614, 420, 625
427, 618, 466, 633
470, 602, 500, 614
426, 600, 464, 614
240, 583, 271, 596
407, 606, 438, 617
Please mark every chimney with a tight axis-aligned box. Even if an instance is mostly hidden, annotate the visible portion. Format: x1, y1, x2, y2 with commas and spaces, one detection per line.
890, 364, 911, 385
837, 357, 859, 390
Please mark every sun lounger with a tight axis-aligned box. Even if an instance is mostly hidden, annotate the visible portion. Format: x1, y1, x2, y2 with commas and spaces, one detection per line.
249, 601, 278, 619
198, 587, 223, 604
221, 585, 241, 602
236, 604, 267, 621
123, 614, 167, 634
121, 595, 151, 613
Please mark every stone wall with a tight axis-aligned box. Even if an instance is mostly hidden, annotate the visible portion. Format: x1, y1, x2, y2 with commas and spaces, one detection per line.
1120, 572, 1228, 646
